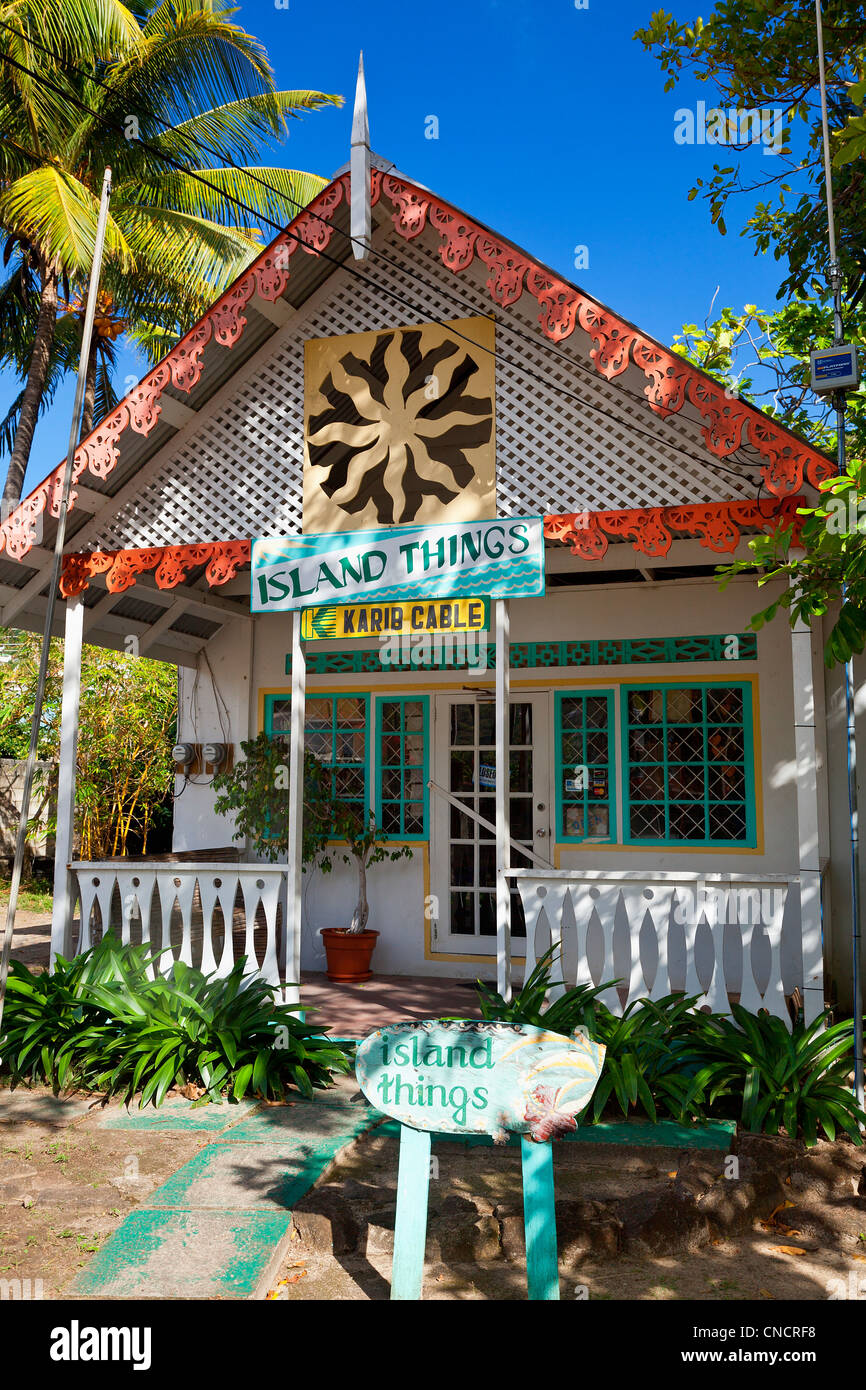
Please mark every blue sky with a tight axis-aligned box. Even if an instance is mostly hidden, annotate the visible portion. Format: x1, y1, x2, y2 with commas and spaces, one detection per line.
5, 0, 808, 498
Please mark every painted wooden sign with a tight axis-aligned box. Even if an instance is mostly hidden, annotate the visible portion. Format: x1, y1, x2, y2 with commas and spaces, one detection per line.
300, 597, 489, 641
355, 1019, 606, 1142
251, 517, 544, 613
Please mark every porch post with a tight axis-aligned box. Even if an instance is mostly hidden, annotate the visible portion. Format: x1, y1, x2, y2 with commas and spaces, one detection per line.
495, 598, 511, 1000
285, 609, 306, 1006
791, 617, 825, 1023
50, 597, 83, 968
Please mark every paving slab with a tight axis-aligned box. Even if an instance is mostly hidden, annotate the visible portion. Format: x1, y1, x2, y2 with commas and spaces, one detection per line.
221, 1099, 374, 1144
99, 1097, 261, 1131
68, 1209, 293, 1299
147, 1142, 313, 1210
0, 1093, 94, 1128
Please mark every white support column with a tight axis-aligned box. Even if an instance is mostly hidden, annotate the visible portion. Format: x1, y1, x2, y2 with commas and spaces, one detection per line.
285, 610, 306, 1005
495, 599, 511, 1000
791, 618, 825, 1023
51, 598, 83, 968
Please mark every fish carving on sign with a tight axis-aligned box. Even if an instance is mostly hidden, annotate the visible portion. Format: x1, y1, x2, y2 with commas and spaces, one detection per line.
355, 1019, 606, 1142
303, 317, 496, 533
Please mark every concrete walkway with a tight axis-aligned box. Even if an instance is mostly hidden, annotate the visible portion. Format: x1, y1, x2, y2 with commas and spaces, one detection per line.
68, 1078, 378, 1300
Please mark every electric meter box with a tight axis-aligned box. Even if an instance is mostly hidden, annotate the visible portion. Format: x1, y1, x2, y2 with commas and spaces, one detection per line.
810, 345, 860, 393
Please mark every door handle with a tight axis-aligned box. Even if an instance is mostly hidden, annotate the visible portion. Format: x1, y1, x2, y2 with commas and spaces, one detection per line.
535, 828, 547, 838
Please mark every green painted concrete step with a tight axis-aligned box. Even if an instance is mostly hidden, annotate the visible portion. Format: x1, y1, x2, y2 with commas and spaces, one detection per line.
100, 1097, 261, 1131
68, 1210, 293, 1300
372, 1118, 736, 1149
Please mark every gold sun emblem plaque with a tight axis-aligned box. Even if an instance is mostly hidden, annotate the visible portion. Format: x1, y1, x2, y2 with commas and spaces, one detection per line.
303, 316, 496, 532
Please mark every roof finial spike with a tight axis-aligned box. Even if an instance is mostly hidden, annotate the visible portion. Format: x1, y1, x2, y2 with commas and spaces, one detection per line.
350, 51, 371, 261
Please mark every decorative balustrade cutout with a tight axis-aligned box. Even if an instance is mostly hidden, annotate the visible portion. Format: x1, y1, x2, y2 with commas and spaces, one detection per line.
70, 864, 287, 992
508, 870, 803, 1026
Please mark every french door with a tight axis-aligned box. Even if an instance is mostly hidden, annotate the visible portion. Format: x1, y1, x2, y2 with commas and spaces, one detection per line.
431, 693, 551, 955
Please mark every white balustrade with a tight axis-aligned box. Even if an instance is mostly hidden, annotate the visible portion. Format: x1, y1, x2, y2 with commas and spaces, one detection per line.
69, 863, 289, 994
507, 869, 804, 1026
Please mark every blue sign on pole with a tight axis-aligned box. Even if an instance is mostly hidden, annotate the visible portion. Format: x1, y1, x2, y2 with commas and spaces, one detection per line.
251, 516, 545, 613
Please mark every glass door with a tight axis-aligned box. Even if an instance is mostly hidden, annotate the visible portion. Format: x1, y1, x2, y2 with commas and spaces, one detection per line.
431, 693, 551, 955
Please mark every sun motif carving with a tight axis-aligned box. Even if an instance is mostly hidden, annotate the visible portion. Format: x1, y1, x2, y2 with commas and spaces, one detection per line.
303, 316, 496, 531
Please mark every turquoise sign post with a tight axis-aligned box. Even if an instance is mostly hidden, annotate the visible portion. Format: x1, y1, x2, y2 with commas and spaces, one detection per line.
250, 516, 545, 613
355, 1019, 606, 1300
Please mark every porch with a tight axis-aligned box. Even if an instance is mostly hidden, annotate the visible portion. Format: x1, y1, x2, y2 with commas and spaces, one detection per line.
54, 859, 824, 1029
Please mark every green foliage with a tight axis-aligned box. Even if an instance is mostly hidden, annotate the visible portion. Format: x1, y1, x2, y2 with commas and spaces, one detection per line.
212, 732, 333, 866
671, 300, 866, 667
0, 627, 176, 855
688, 1002, 866, 1145
474, 950, 865, 1142
212, 732, 412, 933
474, 945, 613, 1035
0, 1, 341, 491
635, 3, 865, 300
583, 993, 711, 1124
0, 932, 353, 1104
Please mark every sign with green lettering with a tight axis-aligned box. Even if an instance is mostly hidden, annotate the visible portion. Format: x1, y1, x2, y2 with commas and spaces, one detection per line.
250, 517, 544, 613
355, 1020, 605, 1141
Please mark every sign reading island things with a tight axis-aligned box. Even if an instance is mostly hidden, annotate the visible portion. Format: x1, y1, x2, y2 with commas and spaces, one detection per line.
355, 1019, 606, 1142
251, 517, 545, 613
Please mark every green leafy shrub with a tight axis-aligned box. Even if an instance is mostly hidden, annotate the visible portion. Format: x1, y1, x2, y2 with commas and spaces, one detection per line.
473, 951, 866, 1143
584, 993, 709, 1124
475, 946, 613, 1035
689, 1003, 865, 1145
1, 933, 353, 1106
212, 732, 412, 932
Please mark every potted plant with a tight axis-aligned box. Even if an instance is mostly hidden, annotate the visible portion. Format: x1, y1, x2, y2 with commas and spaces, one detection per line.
316, 804, 412, 981
212, 733, 411, 981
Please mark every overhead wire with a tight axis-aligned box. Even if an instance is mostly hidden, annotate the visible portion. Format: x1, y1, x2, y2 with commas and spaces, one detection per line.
0, 25, 815, 509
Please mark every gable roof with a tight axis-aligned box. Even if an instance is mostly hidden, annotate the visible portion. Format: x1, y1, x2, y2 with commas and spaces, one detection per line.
0, 166, 834, 563
0, 165, 833, 661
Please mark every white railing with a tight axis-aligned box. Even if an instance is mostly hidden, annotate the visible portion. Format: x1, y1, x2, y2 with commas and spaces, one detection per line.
506, 869, 810, 1026
69, 862, 291, 996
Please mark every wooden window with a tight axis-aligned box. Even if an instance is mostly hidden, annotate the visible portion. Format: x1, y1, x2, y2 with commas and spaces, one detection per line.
376, 697, 429, 839
622, 683, 755, 847
555, 691, 615, 843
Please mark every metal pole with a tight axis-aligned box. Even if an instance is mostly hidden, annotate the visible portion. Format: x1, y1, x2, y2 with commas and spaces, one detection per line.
815, 1, 863, 1105
0, 168, 112, 1034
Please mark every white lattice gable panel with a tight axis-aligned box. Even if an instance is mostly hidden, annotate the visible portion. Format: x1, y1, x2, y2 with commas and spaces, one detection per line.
91, 223, 757, 551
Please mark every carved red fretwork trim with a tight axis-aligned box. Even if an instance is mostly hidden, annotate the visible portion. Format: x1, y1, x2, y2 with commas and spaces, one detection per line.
1, 180, 349, 562
3, 167, 831, 566
59, 540, 251, 598
543, 498, 804, 561
375, 174, 833, 500
58, 500, 798, 603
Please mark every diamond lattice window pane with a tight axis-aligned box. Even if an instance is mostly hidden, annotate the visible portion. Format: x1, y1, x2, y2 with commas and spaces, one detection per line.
707, 688, 743, 723
630, 803, 665, 838
669, 764, 705, 799
669, 802, 706, 839
708, 802, 747, 839
666, 688, 703, 723
335, 766, 365, 799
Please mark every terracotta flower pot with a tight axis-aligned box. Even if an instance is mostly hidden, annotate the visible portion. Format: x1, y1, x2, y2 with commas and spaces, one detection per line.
320, 927, 379, 983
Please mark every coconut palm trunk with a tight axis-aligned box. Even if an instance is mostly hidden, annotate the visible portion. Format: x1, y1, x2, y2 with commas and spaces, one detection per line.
2, 259, 59, 504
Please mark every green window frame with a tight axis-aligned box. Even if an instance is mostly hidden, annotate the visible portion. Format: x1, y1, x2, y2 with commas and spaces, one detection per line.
555, 690, 616, 843
621, 681, 756, 848
263, 691, 370, 825
376, 696, 429, 840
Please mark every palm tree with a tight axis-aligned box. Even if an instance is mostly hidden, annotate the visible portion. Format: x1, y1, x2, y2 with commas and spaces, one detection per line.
0, 1, 341, 504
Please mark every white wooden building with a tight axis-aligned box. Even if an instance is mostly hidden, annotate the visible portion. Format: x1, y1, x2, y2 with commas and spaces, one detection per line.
0, 123, 859, 1025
